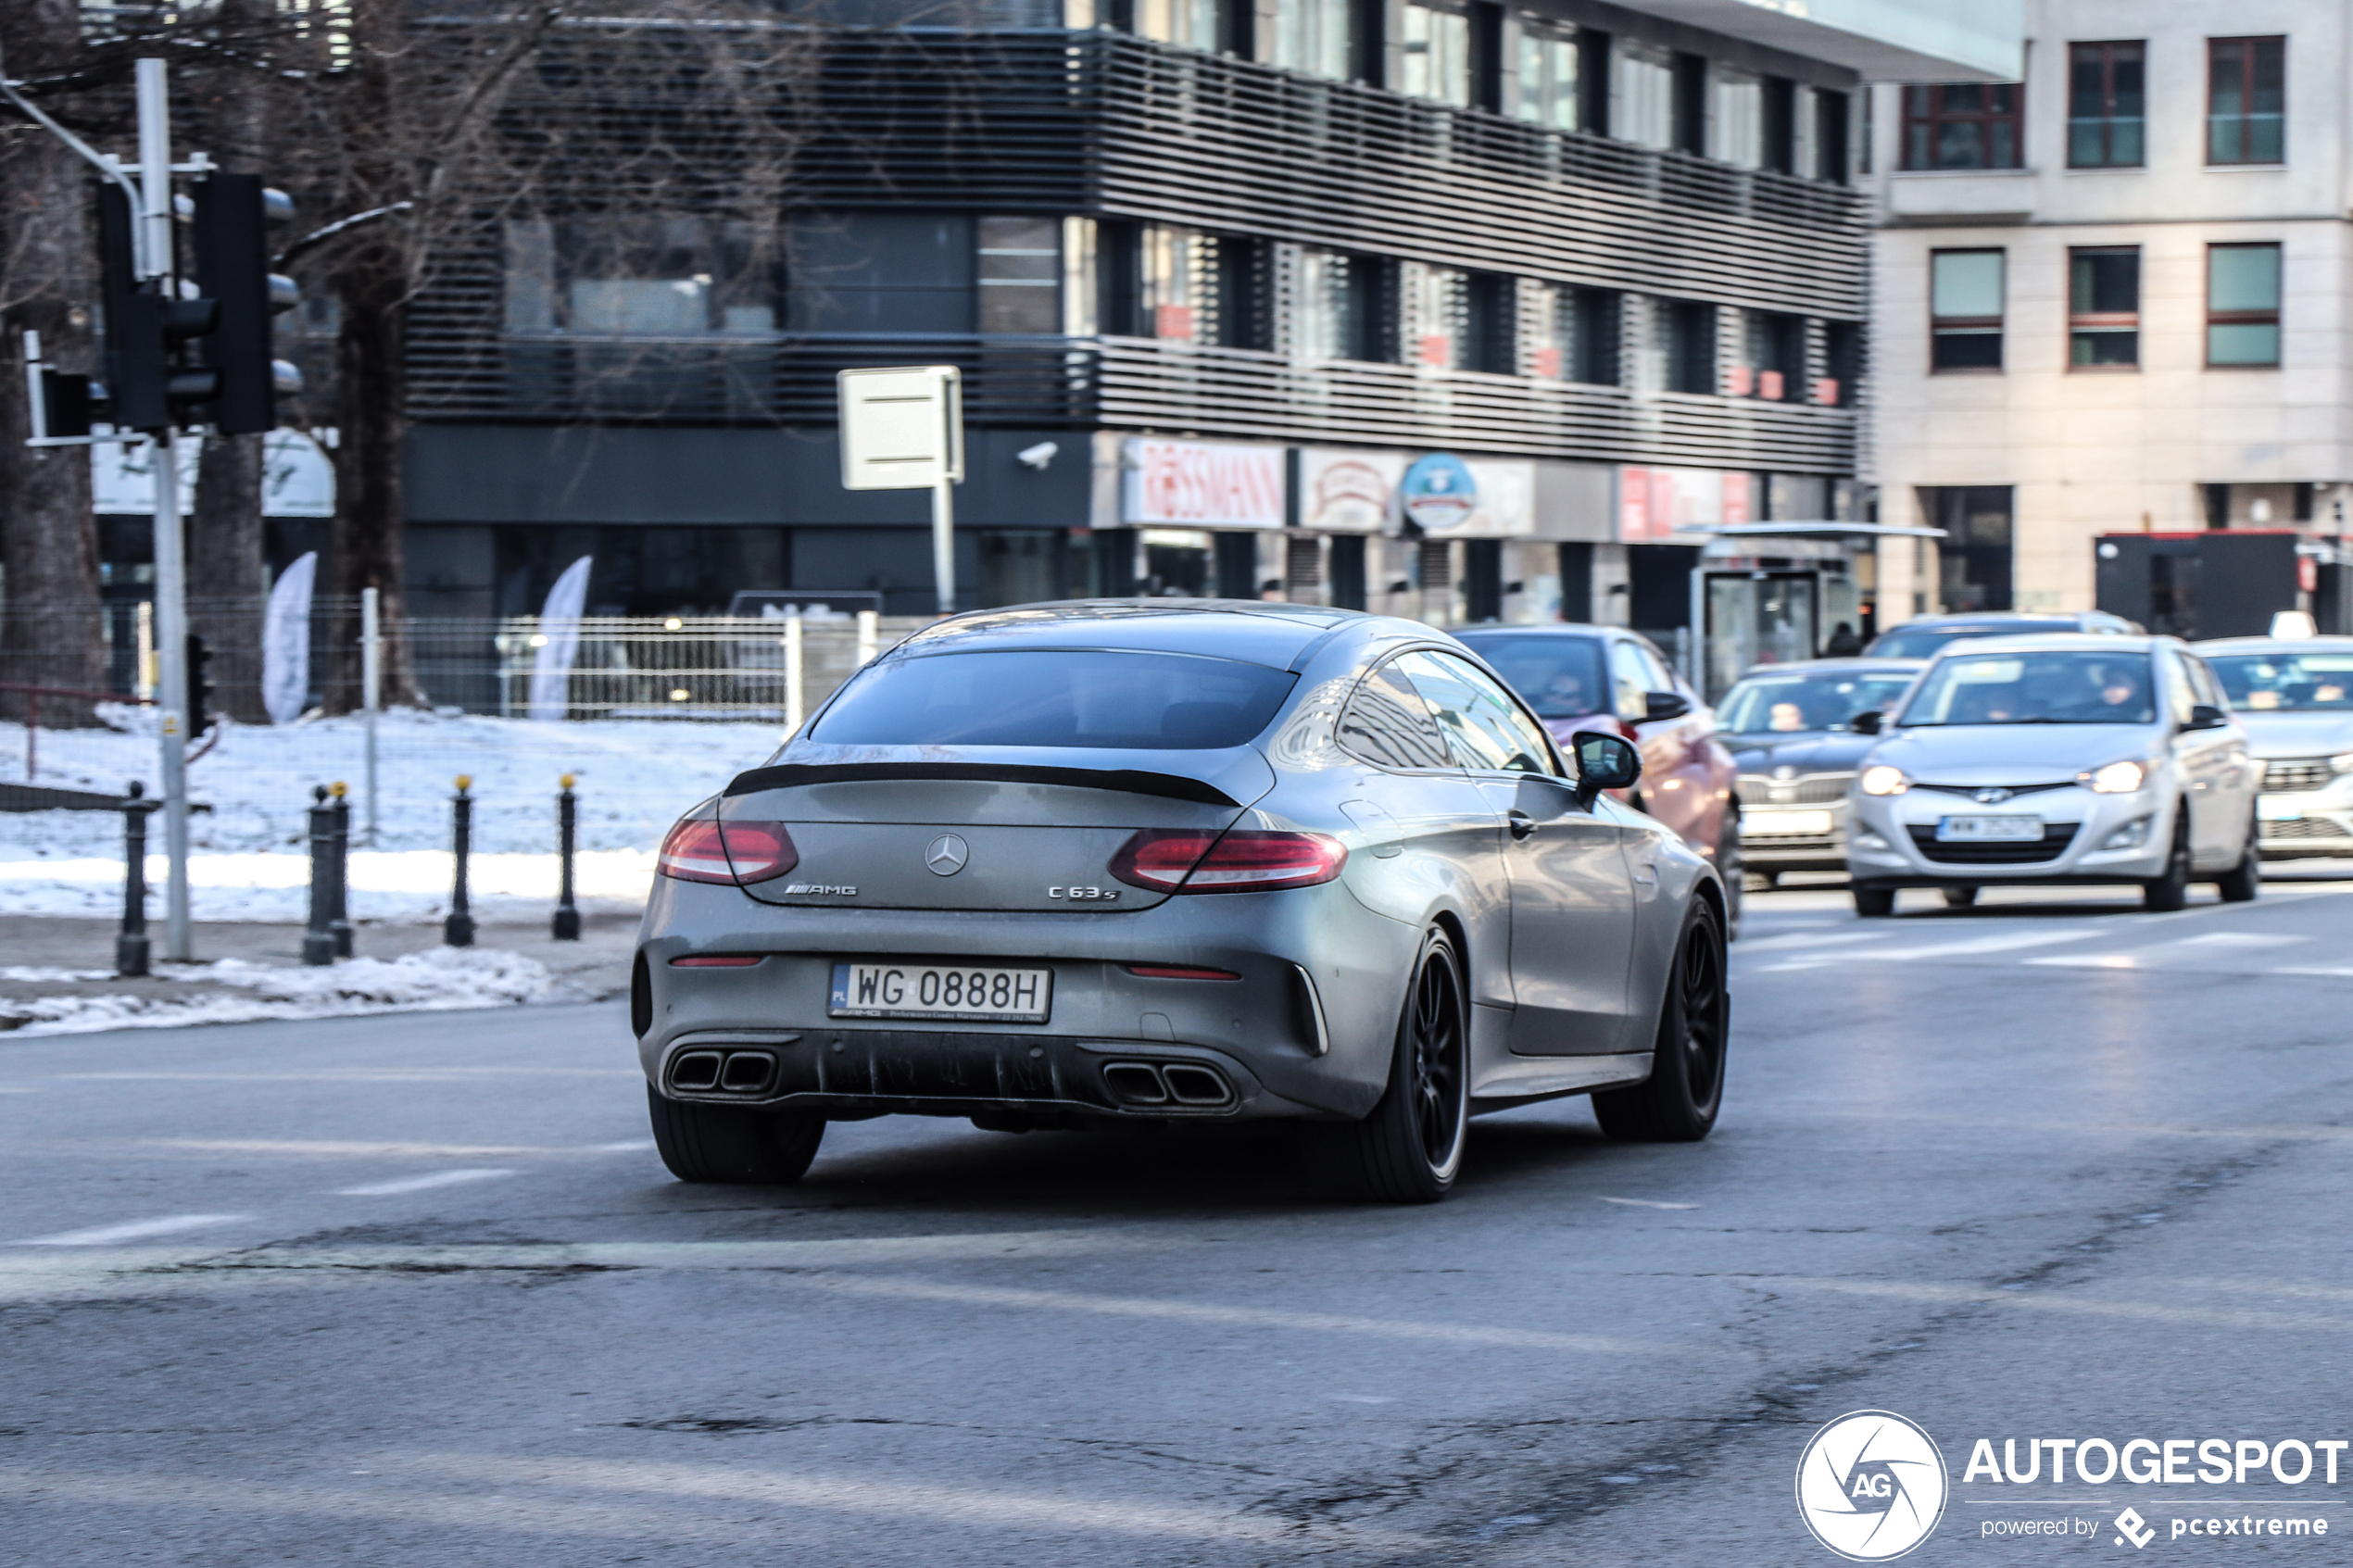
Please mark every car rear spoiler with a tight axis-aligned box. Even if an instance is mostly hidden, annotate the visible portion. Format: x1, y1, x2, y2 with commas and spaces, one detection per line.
724, 762, 1241, 808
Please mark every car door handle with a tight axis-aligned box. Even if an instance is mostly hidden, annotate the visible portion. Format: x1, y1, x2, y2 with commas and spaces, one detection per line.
1507, 810, 1537, 840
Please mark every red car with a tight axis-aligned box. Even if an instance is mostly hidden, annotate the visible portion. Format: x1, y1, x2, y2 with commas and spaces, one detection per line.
1455, 624, 1742, 928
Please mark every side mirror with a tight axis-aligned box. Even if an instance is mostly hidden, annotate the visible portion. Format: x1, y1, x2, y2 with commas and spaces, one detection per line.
1850, 709, 1882, 735
1572, 731, 1642, 806
1641, 689, 1691, 722
2187, 703, 2228, 731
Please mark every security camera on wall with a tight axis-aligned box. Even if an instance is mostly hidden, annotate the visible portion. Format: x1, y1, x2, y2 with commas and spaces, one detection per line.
1016, 441, 1058, 470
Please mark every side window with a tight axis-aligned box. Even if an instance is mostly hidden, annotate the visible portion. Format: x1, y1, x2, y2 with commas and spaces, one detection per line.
2184, 653, 2227, 710
1630, 637, 1679, 693
1396, 650, 1559, 775
2165, 651, 2198, 726
1338, 660, 1453, 771
1607, 640, 1652, 716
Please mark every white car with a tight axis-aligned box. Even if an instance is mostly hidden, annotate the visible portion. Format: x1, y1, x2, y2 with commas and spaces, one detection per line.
1844, 634, 2259, 914
2194, 635, 2353, 859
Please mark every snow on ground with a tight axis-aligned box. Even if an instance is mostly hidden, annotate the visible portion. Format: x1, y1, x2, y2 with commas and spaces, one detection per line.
0, 709, 783, 922
0, 948, 566, 1036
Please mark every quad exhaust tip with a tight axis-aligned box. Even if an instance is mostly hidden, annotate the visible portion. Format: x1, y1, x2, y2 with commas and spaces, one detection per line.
1101, 1060, 1235, 1110
669, 1048, 775, 1096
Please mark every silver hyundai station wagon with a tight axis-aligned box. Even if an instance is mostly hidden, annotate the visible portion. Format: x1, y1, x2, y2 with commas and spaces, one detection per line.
633, 601, 1730, 1203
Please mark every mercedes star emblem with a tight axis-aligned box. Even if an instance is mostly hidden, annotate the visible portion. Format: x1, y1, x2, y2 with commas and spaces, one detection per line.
925, 833, 969, 876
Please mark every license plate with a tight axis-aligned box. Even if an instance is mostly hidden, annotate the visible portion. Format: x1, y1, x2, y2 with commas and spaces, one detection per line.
2259, 797, 2305, 821
829, 962, 1051, 1023
1746, 809, 1835, 837
1936, 814, 2045, 843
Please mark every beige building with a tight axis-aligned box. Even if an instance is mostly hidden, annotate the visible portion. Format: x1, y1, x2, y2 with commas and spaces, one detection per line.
1863, 0, 2351, 626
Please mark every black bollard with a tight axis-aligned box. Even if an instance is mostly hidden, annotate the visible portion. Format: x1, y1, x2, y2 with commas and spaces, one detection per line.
116, 782, 157, 978
328, 782, 354, 959
445, 774, 476, 947
552, 772, 581, 941
302, 785, 337, 966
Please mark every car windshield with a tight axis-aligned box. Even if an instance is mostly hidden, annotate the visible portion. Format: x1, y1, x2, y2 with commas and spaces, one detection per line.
2205, 651, 2353, 711
1454, 635, 1608, 719
1868, 622, 2067, 660
1719, 671, 1919, 734
1898, 650, 2157, 727
810, 649, 1298, 749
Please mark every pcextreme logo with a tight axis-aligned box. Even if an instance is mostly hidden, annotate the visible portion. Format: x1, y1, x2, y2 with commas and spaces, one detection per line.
1796, 1410, 1951, 1562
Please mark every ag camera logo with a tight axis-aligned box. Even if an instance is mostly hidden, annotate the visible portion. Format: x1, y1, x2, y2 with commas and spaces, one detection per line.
1796, 1410, 1949, 1561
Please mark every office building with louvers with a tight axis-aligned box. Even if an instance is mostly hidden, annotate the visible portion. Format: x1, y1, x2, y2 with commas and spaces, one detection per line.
380, 0, 2016, 644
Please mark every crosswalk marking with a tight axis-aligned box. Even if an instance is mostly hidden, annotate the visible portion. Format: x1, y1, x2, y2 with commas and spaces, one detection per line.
1737, 916, 2337, 979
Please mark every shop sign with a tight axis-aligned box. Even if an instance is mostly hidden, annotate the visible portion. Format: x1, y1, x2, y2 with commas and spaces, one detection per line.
1298, 448, 1534, 537
1122, 438, 1285, 528
1617, 466, 1754, 541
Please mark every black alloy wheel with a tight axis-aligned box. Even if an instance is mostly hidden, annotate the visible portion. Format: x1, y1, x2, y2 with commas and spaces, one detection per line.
2143, 811, 2192, 912
648, 1086, 825, 1184
1595, 898, 1729, 1142
1319, 928, 1470, 1204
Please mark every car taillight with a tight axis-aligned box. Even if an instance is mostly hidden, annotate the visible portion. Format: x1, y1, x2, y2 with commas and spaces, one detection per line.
657, 817, 798, 885
1110, 829, 1346, 893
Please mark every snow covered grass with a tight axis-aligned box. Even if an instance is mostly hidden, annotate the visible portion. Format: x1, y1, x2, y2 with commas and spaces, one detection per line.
0, 709, 783, 922
0, 947, 566, 1036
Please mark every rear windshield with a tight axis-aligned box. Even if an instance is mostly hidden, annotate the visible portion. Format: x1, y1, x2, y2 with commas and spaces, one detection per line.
1867, 623, 2062, 660
810, 649, 1298, 750
1453, 635, 1608, 719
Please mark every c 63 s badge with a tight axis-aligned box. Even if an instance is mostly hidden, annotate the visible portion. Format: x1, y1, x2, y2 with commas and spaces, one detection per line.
1049, 886, 1121, 901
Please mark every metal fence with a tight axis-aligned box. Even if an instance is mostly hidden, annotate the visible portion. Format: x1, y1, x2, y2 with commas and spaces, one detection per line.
488, 614, 926, 721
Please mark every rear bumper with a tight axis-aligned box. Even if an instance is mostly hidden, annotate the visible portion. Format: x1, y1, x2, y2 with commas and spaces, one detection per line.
635, 876, 1416, 1122
654, 1027, 1332, 1123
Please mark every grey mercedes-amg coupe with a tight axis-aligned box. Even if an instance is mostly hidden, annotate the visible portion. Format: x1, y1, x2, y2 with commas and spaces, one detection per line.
634, 600, 1730, 1203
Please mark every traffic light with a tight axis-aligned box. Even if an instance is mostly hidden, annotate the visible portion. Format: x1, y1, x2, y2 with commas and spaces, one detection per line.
186, 633, 215, 737
94, 175, 299, 435
192, 173, 299, 435
96, 183, 219, 432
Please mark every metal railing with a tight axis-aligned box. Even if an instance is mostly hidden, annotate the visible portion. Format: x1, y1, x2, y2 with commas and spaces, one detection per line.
491, 613, 927, 720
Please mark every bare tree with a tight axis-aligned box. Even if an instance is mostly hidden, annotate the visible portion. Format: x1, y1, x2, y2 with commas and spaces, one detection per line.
0, 0, 104, 723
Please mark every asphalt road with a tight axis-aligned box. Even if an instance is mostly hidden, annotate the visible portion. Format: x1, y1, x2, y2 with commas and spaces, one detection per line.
6, 874, 2353, 1565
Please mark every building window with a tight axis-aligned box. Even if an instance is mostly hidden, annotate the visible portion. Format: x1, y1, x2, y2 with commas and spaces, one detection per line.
1929, 249, 2004, 371
1299, 249, 1390, 362
1671, 52, 1706, 155
1515, 19, 1579, 131
1760, 76, 1796, 174
1614, 39, 1675, 150
1819, 320, 1861, 406
1920, 485, 2013, 612
1139, 225, 1202, 341
2208, 37, 2284, 164
1530, 284, 1618, 383
976, 217, 1061, 334
1134, 0, 1233, 52
1657, 299, 1715, 393
1464, 273, 1513, 372
2207, 242, 2282, 366
1409, 263, 1466, 366
1901, 83, 2022, 170
508, 217, 778, 336
2068, 41, 2145, 168
1401, 0, 1471, 105
1730, 310, 1800, 399
1271, 0, 1353, 82
2068, 247, 2140, 368
1814, 88, 1850, 182
1713, 67, 1762, 169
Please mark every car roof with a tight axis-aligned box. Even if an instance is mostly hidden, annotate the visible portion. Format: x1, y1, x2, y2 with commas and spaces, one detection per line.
1894, 612, 2106, 631
2192, 635, 2353, 654
1732, 658, 1924, 677
1453, 623, 1619, 641
891, 598, 1368, 671
1928, 632, 2169, 655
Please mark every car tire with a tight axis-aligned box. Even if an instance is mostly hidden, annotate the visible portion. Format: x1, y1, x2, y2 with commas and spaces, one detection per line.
2216, 818, 2260, 903
2143, 812, 2192, 912
647, 1085, 824, 1185
1316, 927, 1470, 1204
1852, 882, 1896, 917
1716, 814, 1743, 939
1942, 885, 1978, 909
1594, 897, 1728, 1143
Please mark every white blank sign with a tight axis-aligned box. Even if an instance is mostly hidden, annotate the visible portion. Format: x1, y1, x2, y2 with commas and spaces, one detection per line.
837, 365, 963, 490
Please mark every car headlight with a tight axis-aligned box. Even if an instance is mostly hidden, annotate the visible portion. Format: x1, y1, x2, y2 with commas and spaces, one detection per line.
2333, 752, 2353, 775
2082, 760, 2147, 794
1859, 765, 1908, 797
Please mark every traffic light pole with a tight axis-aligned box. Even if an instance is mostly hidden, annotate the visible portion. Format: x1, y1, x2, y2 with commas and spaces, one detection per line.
137, 59, 194, 962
